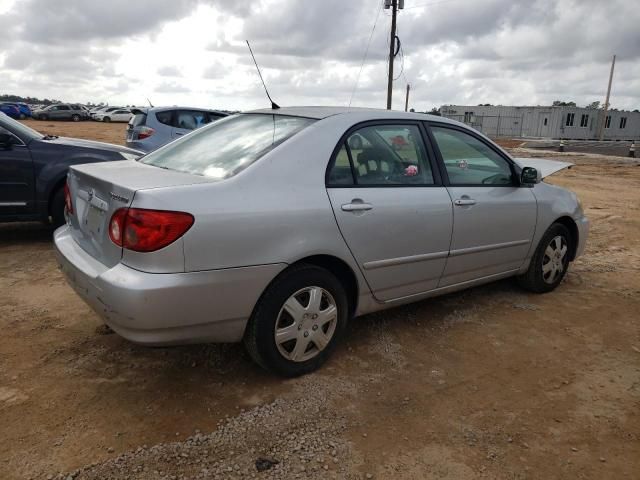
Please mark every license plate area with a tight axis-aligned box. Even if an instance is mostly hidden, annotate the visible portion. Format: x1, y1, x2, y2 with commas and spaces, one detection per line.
86, 204, 106, 236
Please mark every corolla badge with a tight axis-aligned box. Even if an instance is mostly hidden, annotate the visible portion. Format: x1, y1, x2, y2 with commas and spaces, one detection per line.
109, 192, 130, 203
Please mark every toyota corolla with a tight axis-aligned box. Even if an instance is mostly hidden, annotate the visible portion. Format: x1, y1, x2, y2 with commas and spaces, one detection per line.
54, 107, 589, 376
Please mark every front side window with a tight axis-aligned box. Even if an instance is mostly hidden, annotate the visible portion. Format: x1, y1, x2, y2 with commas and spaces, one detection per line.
58, 105, 70, 111
431, 126, 513, 186
141, 114, 315, 179
327, 124, 434, 186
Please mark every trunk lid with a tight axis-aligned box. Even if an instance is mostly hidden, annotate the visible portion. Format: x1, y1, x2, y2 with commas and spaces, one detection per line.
67, 160, 212, 267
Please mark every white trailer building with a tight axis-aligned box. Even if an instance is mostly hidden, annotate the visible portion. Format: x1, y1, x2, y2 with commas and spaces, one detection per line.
440, 105, 639, 140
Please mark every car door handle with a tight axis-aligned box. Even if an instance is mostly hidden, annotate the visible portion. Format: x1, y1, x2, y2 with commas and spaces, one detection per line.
454, 198, 476, 206
175, 132, 184, 136
341, 200, 373, 212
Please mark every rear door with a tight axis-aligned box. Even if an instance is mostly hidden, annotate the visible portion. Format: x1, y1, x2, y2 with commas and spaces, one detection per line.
0, 127, 34, 215
427, 123, 537, 287
327, 122, 452, 302
54, 105, 71, 120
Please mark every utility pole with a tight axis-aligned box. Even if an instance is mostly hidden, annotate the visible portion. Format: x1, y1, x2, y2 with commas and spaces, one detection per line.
599, 54, 616, 141
385, 0, 404, 110
404, 83, 410, 112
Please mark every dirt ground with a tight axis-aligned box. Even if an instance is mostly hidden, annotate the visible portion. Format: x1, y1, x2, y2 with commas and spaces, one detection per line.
1, 123, 639, 479
20, 118, 129, 146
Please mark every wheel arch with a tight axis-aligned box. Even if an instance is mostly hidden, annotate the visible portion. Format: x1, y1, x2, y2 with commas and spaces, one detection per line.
553, 216, 579, 260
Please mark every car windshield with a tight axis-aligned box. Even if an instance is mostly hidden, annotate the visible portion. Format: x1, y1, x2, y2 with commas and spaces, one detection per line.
0, 113, 43, 140
141, 113, 315, 179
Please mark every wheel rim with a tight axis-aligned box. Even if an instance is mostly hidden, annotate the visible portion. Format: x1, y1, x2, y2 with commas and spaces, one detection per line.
274, 286, 338, 363
542, 235, 568, 284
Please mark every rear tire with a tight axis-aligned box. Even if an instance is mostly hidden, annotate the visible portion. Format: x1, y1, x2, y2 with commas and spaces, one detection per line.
50, 187, 66, 228
244, 264, 348, 377
517, 223, 572, 293
40, 114, 48, 121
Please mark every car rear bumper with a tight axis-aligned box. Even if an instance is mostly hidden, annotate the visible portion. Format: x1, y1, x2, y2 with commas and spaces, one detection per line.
574, 214, 589, 259
53, 225, 286, 345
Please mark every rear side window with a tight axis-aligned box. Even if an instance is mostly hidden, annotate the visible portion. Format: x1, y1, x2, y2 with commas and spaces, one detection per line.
141, 114, 315, 179
130, 113, 147, 127
175, 110, 208, 130
155, 110, 174, 126
327, 124, 434, 186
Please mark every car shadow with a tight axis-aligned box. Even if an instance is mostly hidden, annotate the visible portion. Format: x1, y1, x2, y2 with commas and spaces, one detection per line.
0, 222, 53, 245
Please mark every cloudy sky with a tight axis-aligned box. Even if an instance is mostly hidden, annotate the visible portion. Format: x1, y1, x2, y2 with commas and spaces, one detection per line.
0, 0, 638, 111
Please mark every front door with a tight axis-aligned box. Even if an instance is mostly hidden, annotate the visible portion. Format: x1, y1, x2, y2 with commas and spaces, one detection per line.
429, 124, 537, 287
0, 128, 34, 215
326, 123, 453, 301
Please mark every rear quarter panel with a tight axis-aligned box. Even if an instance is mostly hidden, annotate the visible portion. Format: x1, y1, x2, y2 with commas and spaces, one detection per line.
130, 114, 376, 301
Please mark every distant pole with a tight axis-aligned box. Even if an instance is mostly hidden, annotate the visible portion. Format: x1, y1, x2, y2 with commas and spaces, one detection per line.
386, 0, 399, 110
404, 84, 410, 112
599, 54, 616, 141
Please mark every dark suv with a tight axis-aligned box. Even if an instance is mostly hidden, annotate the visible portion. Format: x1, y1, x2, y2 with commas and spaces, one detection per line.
0, 112, 141, 226
126, 106, 227, 152
32, 104, 89, 122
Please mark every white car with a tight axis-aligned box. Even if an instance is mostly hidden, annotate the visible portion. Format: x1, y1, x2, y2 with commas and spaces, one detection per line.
94, 109, 132, 123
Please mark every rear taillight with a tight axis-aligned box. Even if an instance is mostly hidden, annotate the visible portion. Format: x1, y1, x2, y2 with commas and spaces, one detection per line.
108, 208, 194, 252
64, 183, 73, 214
137, 126, 155, 140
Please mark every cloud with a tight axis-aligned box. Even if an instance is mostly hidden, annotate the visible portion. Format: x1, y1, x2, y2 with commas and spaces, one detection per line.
157, 65, 183, 77
0, 0, 638, 111
155, 81, 191, 94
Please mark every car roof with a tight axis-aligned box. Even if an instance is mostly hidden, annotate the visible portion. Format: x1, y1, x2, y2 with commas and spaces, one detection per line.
247, 106, 457, 124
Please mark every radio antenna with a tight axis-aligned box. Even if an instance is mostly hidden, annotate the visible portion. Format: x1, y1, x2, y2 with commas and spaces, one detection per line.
246, 40, 280, 109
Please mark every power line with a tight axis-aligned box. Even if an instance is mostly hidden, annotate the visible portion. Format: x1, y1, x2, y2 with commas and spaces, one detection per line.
349, 1, 384, 106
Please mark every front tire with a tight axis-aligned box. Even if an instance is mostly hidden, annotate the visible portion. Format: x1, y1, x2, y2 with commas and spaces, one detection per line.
103, 116, 111, 123
244, 264, 348, 377
518, 223, 572, 293
71, 114, 80, 122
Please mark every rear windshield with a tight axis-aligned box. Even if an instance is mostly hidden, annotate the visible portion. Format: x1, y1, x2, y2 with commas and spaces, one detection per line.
140, 114, 315, 179
130, 112, 147, 127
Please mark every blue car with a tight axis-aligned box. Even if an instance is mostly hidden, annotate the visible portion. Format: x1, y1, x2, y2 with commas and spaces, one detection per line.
12, 102, 32, 118
0, 104, 21, 119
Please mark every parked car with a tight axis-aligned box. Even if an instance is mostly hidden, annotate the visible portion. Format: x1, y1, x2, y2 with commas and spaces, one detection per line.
0, 112, 141, 226
1, 102, 32, 119
93, 109, 132, 123
90, 106, 123, 120
0, 104, 21, 119
32, 104, 89, 121
54, 107, 589, 376
126, 106, 228, 152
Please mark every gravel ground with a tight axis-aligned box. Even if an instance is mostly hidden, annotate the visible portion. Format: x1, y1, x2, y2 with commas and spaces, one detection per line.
1, 124, 639, 479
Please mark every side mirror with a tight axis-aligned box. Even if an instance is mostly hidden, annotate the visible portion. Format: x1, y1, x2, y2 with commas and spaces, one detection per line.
0, 132, 14, 150
521, 167, 541, 186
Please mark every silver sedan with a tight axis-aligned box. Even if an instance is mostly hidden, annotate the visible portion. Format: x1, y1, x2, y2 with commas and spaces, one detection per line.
54, 107, 589, 376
